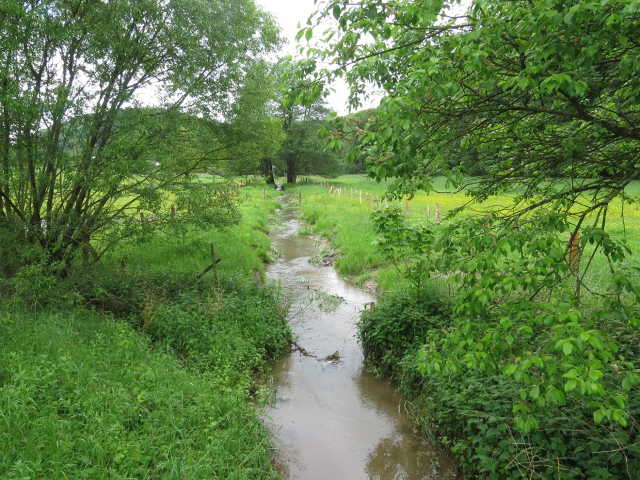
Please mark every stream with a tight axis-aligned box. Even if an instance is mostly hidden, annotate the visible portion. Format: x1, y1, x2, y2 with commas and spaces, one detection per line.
265, 198, 456, 480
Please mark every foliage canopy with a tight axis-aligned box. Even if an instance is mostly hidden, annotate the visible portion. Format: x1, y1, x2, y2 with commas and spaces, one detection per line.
311, 0, 640, 213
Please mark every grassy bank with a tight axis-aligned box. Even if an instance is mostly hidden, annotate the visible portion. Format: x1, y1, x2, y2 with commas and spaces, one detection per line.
287, 175, 640, 479
0, 186, 290, 479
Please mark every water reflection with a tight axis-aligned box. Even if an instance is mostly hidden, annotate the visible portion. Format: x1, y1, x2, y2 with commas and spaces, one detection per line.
266, 198, 457, 479
367, 436, 455, 480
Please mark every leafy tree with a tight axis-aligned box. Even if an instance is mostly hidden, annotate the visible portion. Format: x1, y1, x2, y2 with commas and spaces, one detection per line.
308, 0, 640, 300
308, 1, 640, 478
310, 0, 640, 218
329, 107, 379, 174
225, 61, 285, 180
0, 0, 279, 271
276, 104, 338, 179
272, 57, 326, 184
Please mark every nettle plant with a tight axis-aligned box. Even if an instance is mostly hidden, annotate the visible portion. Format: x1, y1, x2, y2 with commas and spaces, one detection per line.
372, 205, 640, 434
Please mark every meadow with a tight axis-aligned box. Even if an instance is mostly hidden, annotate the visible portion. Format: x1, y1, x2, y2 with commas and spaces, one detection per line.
0, 186, 290, 479
289, 175, 640, 293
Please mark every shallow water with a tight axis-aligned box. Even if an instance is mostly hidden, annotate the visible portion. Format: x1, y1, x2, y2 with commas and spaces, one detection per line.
265, 198, 457, 480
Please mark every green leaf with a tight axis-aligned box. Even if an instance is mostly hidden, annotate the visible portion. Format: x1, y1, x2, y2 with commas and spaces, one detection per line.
593, 408, 606, 424
612, 409, 628, 427
562, 341, 574, 356
529, 385, 540, 400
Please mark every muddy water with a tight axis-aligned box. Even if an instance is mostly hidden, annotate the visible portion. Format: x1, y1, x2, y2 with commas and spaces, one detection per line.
265, 199, 456, 480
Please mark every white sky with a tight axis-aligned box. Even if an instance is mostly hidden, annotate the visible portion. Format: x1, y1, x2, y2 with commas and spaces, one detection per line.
257, 0, 380, 116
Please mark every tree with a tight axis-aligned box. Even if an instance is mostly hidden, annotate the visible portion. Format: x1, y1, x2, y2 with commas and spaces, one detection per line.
329, 108, 379, 174
272, 57, 326, 184
309, 0, 640, 221
277, 111, 340, 178
225, 61, 285, 181
0, 0, 279, 271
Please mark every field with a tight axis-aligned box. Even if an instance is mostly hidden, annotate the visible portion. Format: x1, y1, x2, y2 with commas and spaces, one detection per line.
0, 186, 290, 479
288, 175, 640, 293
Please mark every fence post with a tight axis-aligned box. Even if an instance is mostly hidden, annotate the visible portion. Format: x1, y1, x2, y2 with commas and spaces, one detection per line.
569, 232, 581, 273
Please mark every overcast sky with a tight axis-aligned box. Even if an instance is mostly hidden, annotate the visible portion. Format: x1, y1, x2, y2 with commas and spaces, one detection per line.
257, 0, 379, 115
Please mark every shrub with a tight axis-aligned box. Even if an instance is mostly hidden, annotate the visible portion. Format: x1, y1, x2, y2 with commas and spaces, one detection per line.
361, 287, 640, 479
144, 283, 291, 383
359, 288, 450, 377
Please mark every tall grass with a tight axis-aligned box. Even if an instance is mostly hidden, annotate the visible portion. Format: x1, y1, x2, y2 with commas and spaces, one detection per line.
0, 185, 289, 479
0, 310, 280, 479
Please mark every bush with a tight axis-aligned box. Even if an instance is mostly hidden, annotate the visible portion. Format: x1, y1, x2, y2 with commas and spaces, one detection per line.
359, 288, 450, 377
144, 283, 291, 383
0, 220, 41, 278
361, 288, 640, 480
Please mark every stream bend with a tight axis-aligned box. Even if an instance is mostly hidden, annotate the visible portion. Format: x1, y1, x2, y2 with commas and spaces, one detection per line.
265, 199, 456, 480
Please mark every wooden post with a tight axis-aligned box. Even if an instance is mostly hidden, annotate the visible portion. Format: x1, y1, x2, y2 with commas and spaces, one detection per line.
170, 204, 176, 219
435, 204, 441, 224
569, 232, 581, 273
196, 244, 222, 283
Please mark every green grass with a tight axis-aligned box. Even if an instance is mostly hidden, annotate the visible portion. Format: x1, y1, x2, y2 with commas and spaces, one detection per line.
0, 185, 289, 479
0, 310, 279, 479
288, 175, 640, 292
111, 186, 278, 281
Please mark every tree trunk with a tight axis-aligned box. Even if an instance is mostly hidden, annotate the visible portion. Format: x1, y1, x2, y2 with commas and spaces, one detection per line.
286, 155, 296, 184
262, 158, 275, 185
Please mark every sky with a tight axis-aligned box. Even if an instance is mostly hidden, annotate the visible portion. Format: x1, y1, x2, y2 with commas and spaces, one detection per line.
257, 0, 379, 116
